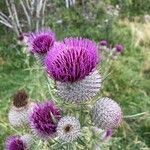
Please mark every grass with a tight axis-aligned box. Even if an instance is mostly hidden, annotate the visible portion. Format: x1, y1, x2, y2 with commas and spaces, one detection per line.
0, 10, 150, 149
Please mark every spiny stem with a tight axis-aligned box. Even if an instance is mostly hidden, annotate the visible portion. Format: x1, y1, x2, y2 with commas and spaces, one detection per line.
102, 70, 113, 83
67, 143, 71, 150
46, 78, 56, 100
80, 104, 86, 126
78, 137, 88, 149
43, 141, 49, 150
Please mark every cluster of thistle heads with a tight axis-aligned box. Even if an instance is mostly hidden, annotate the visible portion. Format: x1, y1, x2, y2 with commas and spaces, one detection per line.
6, 28, 124, 149
99, 40, 124, 60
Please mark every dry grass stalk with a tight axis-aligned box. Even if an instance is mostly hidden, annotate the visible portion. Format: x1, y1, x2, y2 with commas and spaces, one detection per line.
0, 0, 48, 36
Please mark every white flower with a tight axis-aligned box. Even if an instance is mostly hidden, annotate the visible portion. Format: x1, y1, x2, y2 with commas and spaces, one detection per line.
57, 116, 81, 142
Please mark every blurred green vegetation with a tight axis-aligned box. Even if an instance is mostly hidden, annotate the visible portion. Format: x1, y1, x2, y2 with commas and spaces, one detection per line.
0, 1, 150, 149
110, 0, 150, 17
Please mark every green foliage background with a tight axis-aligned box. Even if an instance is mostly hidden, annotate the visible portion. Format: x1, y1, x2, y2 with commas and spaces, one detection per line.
0, 1, 150, 149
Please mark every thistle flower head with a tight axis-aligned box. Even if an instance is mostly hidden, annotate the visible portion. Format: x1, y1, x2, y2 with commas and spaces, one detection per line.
8, 90, 31, 127
115, 44, 124, 53
45, 37, 99, 82
92, 97, 122, 130
27, 28, 55, 54
56, 70, 102, 103
57, 116, 81, 142
29, 101, 61, 139
5, 136, 27, 150
12, 90, 28, 108
99, 40, 108, 46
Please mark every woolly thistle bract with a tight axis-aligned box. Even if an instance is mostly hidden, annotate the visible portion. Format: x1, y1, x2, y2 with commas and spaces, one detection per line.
56, 70, 102, 103
92, 97, 122, 130
57, 116, 81, 142
8, 90, 33, 127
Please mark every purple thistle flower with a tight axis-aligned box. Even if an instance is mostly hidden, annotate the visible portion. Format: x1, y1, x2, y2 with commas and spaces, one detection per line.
27, 28, 55, 54
5, 136, 27, 150
99, 40, 108, 46
115, 44, 124, 53
29, 101, 61, 139
45, 37, 99, 82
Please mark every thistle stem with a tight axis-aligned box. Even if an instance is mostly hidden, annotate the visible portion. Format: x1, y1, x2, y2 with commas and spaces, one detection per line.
80, 104, 85, 126
67, 143, 71, 150
46, 78, 56, 100
43, 141, 49, 150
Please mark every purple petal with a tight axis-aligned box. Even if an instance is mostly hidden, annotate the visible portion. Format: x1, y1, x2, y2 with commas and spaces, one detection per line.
5, 136, 27, 150
99, 40, 108, 46
29, 101, 61, 138
115, 44, 124, 53
27, 28, 56, 54
45, 37, 99, 82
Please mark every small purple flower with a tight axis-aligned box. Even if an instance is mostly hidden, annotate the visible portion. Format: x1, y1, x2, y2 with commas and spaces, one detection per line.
29, 101, 61, 139
115, 44, 124, 53
99, 40, 108, 46
45, 37, 99, 82
104, 129, 113, 139
17, 33, 30, 45
27, 28, 56, 54
5, 136, 27, 150
18, 33, 24, 41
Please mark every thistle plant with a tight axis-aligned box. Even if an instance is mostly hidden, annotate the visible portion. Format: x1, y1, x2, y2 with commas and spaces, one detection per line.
5, 29, 126, 150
